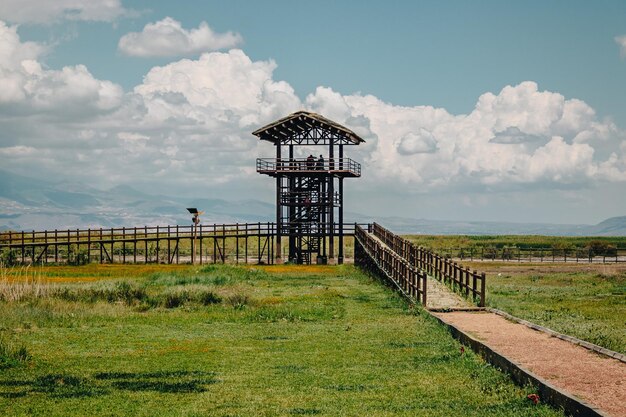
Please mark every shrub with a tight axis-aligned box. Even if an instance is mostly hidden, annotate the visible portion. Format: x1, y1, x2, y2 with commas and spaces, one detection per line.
52, 281, 147, 305
196, 290, 222, 306
163, 290, 190, 308
0, 336, 31, 369
226, 293, 250, 310
1, 249, 18, 266
67, 245, 89, 266
109, 281, 147, 305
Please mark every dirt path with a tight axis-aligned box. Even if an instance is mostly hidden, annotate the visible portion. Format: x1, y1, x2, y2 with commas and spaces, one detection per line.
432, 311, 625, 416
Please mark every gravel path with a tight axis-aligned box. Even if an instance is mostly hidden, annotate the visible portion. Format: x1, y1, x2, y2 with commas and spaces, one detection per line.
432, 311, 626, 416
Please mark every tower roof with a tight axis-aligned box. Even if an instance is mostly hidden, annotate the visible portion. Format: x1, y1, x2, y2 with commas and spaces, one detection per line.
252, 111, 365, 145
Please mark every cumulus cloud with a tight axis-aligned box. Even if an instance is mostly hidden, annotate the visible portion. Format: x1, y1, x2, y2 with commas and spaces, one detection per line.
489, 126, 545, 145
0, 21, 624, 198
306, 81, 626, 188
616, 35, 626, 58
0, 21, 123, 116
397, 129, 438, 154
0, 28, 300, 193
118, 17, 243, 58
0, 0, 128, 24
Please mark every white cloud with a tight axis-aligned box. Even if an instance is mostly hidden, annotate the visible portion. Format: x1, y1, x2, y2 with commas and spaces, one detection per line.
0, 22, 624, 200
306, 81, 626, 189
616, 35, 626, 58
0, 35, 301, 193
489, 127, 545, 145
118, 17, 242, 58
0, 21, 123, 116
0, 0, 128, 24
397, 129, 438, 154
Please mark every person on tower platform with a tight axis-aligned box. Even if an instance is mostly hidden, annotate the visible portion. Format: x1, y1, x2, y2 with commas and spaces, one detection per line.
317, 155, 324, 170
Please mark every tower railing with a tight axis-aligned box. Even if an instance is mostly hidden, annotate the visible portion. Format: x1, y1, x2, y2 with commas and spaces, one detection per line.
256, 157, 361, 177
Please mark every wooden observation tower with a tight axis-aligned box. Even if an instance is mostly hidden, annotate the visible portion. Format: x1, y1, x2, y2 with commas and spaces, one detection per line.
253, 111, 364, 264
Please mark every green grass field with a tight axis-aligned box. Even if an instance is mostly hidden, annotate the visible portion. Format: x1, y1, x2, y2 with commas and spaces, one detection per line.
404, 234, 626, 251
0, 264, 560, 416
464, 262, 626, 354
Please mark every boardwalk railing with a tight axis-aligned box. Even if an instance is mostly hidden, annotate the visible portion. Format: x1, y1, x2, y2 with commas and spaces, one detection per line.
0, 223, 367, 266
354, 225, 427, 305
371, 223, 485, 307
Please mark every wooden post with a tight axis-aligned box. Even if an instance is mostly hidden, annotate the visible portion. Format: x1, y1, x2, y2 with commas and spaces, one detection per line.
156, 226, 160, 264
198, 225, 202, 265
453, 262, 458, 290
110, 228, 114, 264
55, 229, 59, 263
99, 228, 103, 263
480, 272, 486, 307
472, 270, 477, 302
422, 270, 427, 306
222, 224, 226, 263
190, 224, 195, 265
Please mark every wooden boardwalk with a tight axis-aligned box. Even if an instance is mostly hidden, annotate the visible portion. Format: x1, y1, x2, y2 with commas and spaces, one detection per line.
0, 223, 366, 266
359, 225, 625, 416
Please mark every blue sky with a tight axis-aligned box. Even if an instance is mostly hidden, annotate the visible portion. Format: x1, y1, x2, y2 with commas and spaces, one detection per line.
1, 0, 626, 224
21, 0, 626, 119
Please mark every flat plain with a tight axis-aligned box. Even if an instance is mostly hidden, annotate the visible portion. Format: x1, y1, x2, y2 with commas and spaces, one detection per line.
0, 264, 561, 416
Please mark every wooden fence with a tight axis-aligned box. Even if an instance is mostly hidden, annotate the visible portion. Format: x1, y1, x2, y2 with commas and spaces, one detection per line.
354, 225, 427, 305
371, 223, 485, 307
0, 223, 367, 266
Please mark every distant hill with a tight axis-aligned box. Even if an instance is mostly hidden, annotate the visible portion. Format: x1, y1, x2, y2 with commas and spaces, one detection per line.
369, 216, 626, 236
1, 169, 625, 235
585, 216, 626, 236
0, 169, 273, 230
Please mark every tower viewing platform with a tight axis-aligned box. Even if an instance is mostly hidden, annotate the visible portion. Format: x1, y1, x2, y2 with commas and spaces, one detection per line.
256, 157, 361, 177
253, 111, 364, 264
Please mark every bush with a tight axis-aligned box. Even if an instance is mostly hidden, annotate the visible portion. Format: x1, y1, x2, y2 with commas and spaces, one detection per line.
586, 240, 616, 257
227, 293, 250, 310
196, 290, 222, 306
1, 248, 18, 266
0, 336, 31, 369
53, 281, 147, 305
109, 281, 147, 305
163, 290, 190, 308
67, 245, 89, 266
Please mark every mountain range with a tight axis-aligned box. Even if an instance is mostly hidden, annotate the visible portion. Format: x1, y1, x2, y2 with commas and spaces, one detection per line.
1, 169, 625, 236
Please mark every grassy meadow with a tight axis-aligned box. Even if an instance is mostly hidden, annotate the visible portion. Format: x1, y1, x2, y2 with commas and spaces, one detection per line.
403, 235, 626, 251
464, 262, 626, 354
0, 264, 560, 417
